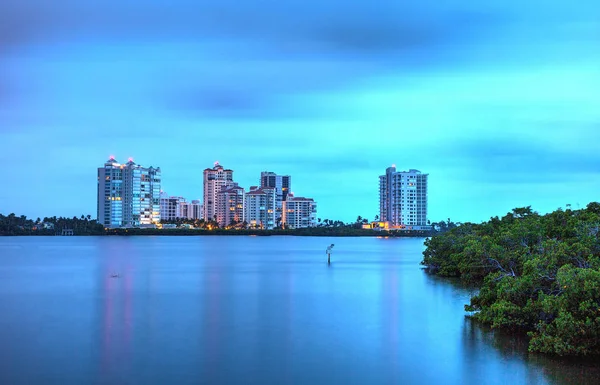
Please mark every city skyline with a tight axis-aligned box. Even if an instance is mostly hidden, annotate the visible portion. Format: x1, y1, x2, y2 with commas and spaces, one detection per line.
98, 158, 317, 229
3, 149, 600, 224
1, 1, 599, 222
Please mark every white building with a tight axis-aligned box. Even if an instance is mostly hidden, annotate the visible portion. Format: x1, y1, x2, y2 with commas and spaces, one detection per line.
282, 193, 317, 229
379, 166, 428, 227
180, 200, 203, 220
97, 156, 161, 228
260, 171, 291, 222
244, 186, 276, 229
217, 184, 245, 227
203, 162, 234, 222
159, 193, 186, 221
160, 192, 204, 221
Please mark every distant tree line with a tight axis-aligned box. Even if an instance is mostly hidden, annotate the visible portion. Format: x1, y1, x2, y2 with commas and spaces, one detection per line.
422, 203, 600, 356
0, 213, 104, 235
107, 226, 432, 237
3, 212, 451, 238
159, 214, 448, 236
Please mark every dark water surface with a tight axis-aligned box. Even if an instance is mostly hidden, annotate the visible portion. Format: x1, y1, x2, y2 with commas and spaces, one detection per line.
0, 236, 598, 385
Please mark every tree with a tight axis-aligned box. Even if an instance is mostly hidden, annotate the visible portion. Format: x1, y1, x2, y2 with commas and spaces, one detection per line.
423, 203, 600, 357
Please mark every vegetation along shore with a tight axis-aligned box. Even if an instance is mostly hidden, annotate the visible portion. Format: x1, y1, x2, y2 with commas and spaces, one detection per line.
422, 203, 600, 357
0, 214, 447, 237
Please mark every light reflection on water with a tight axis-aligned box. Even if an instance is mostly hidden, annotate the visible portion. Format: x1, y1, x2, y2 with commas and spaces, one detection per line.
0, 236, 598, 385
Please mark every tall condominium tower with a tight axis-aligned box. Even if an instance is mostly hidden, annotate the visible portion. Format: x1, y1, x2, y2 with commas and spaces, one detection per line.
260, 171, 291, 222
217, 184, 245, 227
203, 162, 234, 222
97, 156, 161, 228
245, 186, 276, 229
379, 166, 428, 227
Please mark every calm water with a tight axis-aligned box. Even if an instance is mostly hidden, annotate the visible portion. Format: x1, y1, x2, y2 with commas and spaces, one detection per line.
0, 236, 598, 385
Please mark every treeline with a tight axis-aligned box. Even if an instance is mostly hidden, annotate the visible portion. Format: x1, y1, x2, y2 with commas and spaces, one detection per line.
422, 203, 600, 356
1, 212, 435, 237
162, 215, 454, 233
105, 227, 433, 237
0, 213, 104, 235
162, 215, 381, 230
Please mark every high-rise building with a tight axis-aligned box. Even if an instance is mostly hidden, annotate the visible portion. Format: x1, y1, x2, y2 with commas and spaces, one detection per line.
282, 193, 317, 229
160, 192, 186, 221
244, 186, 276, 229
260, 171, 291, 223
379, 166, 428, 227
203, 162, 234, 222
160, 192, 203, 221
217, 184, 245, 227
180, 200, 203, 220
97, 156, 161, 228
191, 200, 203, 220
97, 157, 124, 228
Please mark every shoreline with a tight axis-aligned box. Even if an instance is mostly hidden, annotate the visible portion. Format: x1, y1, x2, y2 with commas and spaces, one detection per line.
1, 228, 434, 238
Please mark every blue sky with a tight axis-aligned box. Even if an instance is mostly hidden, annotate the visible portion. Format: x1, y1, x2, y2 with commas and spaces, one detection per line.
1, 1, 599, 223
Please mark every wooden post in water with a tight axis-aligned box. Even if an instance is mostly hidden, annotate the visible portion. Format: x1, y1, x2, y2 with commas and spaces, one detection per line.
326, 244, 334, 265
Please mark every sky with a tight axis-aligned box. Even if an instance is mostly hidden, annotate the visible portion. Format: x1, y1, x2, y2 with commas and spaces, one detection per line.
1, 1, 599, 223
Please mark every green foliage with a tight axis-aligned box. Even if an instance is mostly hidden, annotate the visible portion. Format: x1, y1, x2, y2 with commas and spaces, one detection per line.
528, 266, 600, 356
423, 204, 600, 356
0, 213, 103, 235
104, 227, 431, 237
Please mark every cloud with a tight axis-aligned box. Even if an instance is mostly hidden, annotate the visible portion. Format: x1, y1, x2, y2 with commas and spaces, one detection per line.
1, 0, 599, 223
0, 2, 503, 52
429, 128, 600, 184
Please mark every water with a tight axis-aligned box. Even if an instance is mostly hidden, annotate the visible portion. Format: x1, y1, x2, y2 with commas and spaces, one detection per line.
0, 236, 598, 385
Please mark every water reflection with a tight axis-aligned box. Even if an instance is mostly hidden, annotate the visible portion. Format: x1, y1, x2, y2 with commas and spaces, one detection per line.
97, 240, 135, 384
0, 236, 598, 385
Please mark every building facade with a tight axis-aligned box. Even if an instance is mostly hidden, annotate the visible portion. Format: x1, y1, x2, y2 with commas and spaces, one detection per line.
97, 157, 124, 228
97, 157, 161, 228
159, 193, 186, 221
216, 185, 245, 227
282, 193, 317, 229
203, 162, 234, 222
180, 200, 203, 220
244, 186, 276, 229
260, 171, 291, 222
379, 166, 428, 227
